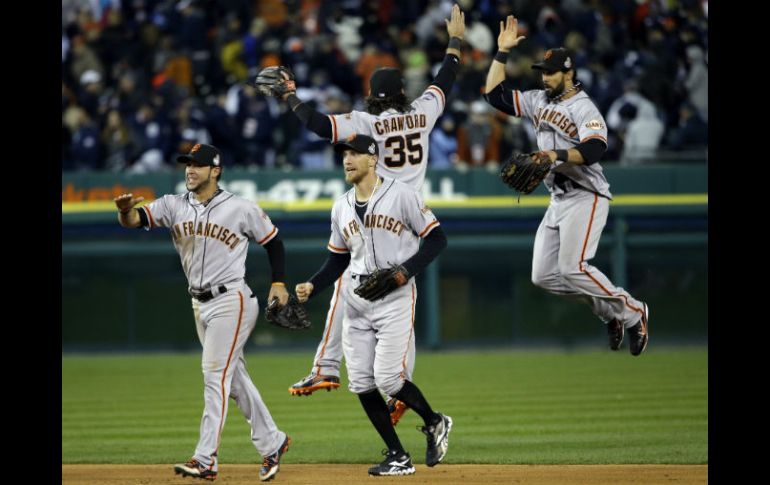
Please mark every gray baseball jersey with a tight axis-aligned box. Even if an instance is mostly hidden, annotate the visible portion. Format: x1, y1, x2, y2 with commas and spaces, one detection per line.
327, 178, 440, 274
139, 190, 278, 292
511, 89, 612, 198
326, 177, 440, 395
137, 189, 287, 469
328, 85, 446, 189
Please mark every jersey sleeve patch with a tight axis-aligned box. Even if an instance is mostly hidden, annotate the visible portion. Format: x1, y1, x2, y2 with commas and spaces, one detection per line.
585, 119, 605, 130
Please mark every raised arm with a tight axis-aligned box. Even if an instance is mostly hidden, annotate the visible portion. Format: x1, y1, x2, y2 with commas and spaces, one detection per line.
485, 15, 526, 93
430, 4, 466, 95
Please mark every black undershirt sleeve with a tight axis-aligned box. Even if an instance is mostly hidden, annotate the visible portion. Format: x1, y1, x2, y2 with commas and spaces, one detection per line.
262, 235, 286, 283
401, 226, 447, 277
483, 81, 518, 116
286, 94, 333, 139
430, 54, 460, 95
573, 138, 607, 165
308, 251, 351, 298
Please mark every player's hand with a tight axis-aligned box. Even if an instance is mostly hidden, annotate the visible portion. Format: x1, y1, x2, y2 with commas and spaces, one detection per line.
445, 4, 465, 40
114, 193, 144, 212
295, 282, 314, 303
497, 15, 526, 51
268, 283, 289, 306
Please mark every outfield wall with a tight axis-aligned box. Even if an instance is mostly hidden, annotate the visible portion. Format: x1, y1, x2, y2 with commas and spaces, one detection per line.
62, 165, 707, 351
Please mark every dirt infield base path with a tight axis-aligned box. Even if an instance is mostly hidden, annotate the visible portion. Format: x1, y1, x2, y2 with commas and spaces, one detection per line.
62, 464, 707, 485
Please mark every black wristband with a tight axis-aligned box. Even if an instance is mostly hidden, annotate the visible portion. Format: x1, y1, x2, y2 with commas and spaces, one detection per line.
494, 50, 509, 64
286, 94, 302, 111
448, 37, 462, 50
555, 149, 569, 162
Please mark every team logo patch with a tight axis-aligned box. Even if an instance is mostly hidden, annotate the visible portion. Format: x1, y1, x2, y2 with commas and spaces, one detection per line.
346, 134, 357, 142
585, 120, 604, 130
344, 113, 352, 120
213, 154, 220, 166
544, 50, 553, 60
368, 143, 376, 154
191, 143, 201, 153
420, 206, 433, 214
564, 57, 572, 69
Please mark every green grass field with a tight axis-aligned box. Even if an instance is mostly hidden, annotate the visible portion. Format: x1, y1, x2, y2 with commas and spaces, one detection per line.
62, 347, 707, 465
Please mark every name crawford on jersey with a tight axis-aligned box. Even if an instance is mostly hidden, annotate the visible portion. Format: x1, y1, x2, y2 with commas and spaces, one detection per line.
171, 220, 242, 250
341, 213, 408, 241
372, 114, 428, 135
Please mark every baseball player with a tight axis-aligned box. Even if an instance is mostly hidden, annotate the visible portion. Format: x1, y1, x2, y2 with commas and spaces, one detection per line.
295, 133, 452, 476
272, 4, 466, 424
484, 16, 649, 355
114, 143, 292, 482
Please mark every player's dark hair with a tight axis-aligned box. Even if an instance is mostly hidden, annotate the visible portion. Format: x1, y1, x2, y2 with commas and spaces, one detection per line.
364, 92, 411, 115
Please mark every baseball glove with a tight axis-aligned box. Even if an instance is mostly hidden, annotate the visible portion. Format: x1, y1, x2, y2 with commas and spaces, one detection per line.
500, 151, 553, 194
265, 294, 311, 330
354, 265, 409, 301
251, 65, 296, 98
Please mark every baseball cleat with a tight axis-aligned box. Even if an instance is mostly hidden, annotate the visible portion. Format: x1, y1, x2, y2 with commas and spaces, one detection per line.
421, 413, 453, 467
367, 449, 415, 476
386, 397, 410, 426
174, 458, 217, 481
259, 435, 291, 481
607, 318, 623, 351
288, 374, 340, 396
628, 303, 649, 356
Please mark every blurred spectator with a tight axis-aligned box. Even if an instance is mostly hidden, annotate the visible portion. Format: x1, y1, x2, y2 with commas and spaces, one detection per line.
356, 43, 400, 95
684, 45, 708, 122
101, 109, 136, 172
64, 106, 101, 171
618, 103, 665, 165
456, 101, 502, 170
428, 116, 458, 169
668, 103, 708, 151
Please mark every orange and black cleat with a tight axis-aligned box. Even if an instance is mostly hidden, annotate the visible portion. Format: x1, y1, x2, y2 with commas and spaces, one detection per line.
288, 374, 340, 396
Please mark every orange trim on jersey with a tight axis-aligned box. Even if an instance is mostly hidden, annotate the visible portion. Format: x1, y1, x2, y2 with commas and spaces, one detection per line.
427, 85, 445, 108
143, 205, 155, 228
314, 276, 343, 376
399, 283, 416, 379
513, 90, 522, 116
418, 220, 440, 238
214, 291, 244, 455
581, 134, 607, 145
329, 115, 338, 143
327, 243, 349, 253
579, 194, 645, 320
257, 226, 278, 245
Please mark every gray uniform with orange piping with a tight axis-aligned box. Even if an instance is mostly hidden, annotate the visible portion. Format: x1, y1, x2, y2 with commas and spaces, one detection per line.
327, 178, 441, 395
139, 190, 288, 473
505, 84, 647, 330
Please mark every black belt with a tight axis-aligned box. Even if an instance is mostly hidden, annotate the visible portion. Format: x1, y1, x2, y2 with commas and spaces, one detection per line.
190, 285, 228, 303
351, 274, 371, 285
553, 173, 586, 193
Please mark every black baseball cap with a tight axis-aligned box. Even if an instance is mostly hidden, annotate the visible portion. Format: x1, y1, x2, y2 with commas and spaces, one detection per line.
334, 134, 379, 157
176, 143, 222, 166
532, 48, 574, 72
369, 67, 403, 98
